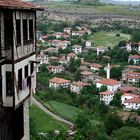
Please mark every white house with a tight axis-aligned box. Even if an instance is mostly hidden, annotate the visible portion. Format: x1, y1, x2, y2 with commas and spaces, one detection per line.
99, 91, 114, 105
36, 52, 48, 65
49, 77, 70, 89
47, 66, 65, 74
90, 63, 102, 72
64, 27, 72, 34
128, 55, 140, 64
127, 72, 140, 84
96, 79, 121, 92
70, 81, 89, 94
53, 32, 63, 39
72, 45, 82, 54
123, 97, 140, 110
126, 43, 132, 51
85, 41, 92, 47
97, 46, 105, 55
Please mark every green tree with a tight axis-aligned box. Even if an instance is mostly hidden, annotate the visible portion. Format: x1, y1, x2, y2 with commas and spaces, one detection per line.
110, 92, 122, 107
75, 69, 81, 81
112, 127, 140, 140
105, 112, 124, 135
110, 67, 123, 80
99, 85, 107, 92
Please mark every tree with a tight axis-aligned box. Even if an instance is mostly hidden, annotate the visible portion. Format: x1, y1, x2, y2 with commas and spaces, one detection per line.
110, 67, 123, 80
98, 101, 109, 115
132, 30, 140, 42
99, 85, 107, 92
105, 112, 124, 135
110, 92, 122, 107
112, 127, 140, 140
75, 69, 81, 81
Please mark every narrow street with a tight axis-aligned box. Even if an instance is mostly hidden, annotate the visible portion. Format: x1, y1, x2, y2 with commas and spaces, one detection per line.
32, 97, 74, 126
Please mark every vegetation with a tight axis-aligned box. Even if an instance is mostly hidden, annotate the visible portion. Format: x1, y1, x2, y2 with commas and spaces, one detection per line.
89, 31, 130, 48
30, 105, 68, 140
46, 100, 82, 122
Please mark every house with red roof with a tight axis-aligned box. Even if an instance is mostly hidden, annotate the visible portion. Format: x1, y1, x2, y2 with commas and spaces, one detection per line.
36, 52, 48, 65
96, 79, 121, 92
72, 45, 82, 54
122, 71, 140, 85
90, 63, 102, 72
67, 52, 77, 62
121, 93, 139, 104
49, 77, 70, 89
123, 97, 140, 110
70, 81, 89, 94
99, 91, 114, 105
128, 55, 140, 64
47, 65, 65, 74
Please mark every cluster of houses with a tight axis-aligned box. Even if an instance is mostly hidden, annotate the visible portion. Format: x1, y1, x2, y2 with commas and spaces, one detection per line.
36, 25, 140, 111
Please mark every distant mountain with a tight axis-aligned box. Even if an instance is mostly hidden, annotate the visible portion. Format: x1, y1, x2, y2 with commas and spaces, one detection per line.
100, 0, 140, 5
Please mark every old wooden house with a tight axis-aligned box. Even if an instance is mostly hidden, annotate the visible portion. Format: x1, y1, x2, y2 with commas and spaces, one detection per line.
0, 0, 42, 140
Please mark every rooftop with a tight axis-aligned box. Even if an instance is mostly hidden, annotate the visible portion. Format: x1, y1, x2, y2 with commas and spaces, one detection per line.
90, 63, 102, 68
49, 77, 70, 84
129, 55, 140, 59
71, 81, 89, 87
0, 0, 42, 10
99, 91, 113, 95
124, 97, 140, 104
97, 79, 120, 86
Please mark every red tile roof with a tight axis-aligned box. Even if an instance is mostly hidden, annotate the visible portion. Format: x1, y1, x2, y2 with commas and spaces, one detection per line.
81, 71, 93, 76
0, 0, 42, 10
99, 91, 113, 95
71, 81, 89, 87
97, 79, 120, 86
90, 63, 102, 68
126, 65, 140, 70
49, 77, 70, 84
120, 86, 139, 93
122, 93, 139, 98
129, 55, 140, 59
124, 97, 140, 104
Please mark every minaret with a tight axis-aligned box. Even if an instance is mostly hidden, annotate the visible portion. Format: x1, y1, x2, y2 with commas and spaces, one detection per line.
105, 63, 111, 79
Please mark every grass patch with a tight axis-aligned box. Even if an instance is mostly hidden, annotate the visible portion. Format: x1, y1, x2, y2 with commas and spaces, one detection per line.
89, 31, 131, 48
46, 100, 82, 122
30, 105, 68, 133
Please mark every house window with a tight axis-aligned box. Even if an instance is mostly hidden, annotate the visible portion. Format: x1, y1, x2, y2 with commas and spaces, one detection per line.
6, 72, 12, 96
30, 62, 34, 75
25, 65, 28, 78
18, 69, 22, 90
4, 11, 13, 50
16, 20, 21, 45
23, 19, 28, 43
29, 20, 33, 40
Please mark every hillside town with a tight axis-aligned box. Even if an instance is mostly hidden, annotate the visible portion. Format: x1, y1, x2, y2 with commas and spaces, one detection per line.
36, 25, 140, 111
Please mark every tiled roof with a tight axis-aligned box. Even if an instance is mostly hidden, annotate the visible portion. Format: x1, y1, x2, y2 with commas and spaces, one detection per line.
91, 63, 102, 68
49, 77, 70, 84
119, 86, 139, 92
99, 91, 113, 95
0, 0, 42, 10
81, 71, 93, 76
47, 65, 64, 70
71, 81, 89, 87
122, 93, 139, 98
129, 55, 140, 59
97, 79, 120, 86
67, 52, 77, 57
126, 65, 140, 70
124, 97, 140, 104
